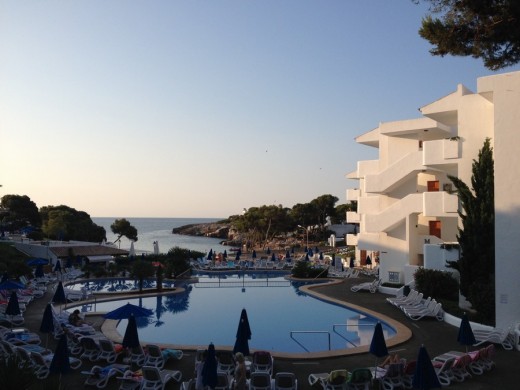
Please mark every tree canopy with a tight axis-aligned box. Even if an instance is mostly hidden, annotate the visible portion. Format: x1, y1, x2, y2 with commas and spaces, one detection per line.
0, 194, 41, 231
416, 0, 520, 70
111, 218, 138, 243
447, 138, 495, 323
40, 205, 106, 242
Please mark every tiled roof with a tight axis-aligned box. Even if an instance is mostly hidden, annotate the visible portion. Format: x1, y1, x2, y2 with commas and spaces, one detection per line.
50, 245, 128, 258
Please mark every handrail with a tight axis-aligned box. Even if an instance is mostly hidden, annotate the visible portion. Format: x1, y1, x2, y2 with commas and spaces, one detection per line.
313, 265, 330, 280
290, 330, 330, 352
332, 324, 360, 347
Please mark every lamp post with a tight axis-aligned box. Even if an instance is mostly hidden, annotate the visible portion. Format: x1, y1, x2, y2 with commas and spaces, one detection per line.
297, 225, 309, 249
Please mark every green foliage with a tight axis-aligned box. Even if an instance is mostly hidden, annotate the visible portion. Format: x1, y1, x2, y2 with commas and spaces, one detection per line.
166, 247, 200, 277
131, 260, 155, 292
0, 194, 41, 231
447, 138, 495, 324
414, 268, 459, 301
40, 205, 106, 242
291, 261, 328, 279
416, 0, 520, 70
111, 218, 138, 243
0, 242, 32, 278
0, 355, 36, 389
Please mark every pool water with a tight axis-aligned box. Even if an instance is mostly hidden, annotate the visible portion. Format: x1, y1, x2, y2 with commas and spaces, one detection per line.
74, 272, 395, 354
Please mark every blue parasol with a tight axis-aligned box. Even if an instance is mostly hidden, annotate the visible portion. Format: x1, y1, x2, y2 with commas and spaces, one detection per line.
319, 252, 324, 261
207, 249, 213, 261
0, 279, 25, 290
35, 264, 45, 278
235, 252, 240, 261
50, 334, 71, 375
369, 322, 388, 377
271, 253, 276, 262
412, 345, 441, 389
104, 302, 153, 319
40, 303, 55, 347
52, 281, 67, 305
285, 250, 290, 259
5, 291, 21, 316
457, 313, 476, 352
266, 247, 271, 254
233, 308, 252, 356
54, 260, 62, 273
252, 250, 257, 259
122, 315, 140, 349
202, 343, 218, 389
26, 258, 49, 266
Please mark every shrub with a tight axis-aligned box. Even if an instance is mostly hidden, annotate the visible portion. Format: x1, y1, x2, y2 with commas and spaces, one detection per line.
414, 268, 458, 301
0, 355, 36, 389
291, 261, 328, 279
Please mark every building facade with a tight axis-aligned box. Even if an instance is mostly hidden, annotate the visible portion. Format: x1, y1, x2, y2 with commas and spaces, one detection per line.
346, 71, 520, 328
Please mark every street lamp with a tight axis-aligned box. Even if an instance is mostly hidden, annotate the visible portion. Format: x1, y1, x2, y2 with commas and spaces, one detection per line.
297, 225, 309, 249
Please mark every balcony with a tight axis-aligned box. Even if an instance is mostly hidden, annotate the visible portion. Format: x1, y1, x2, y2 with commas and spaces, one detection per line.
423, 138, 460, 166
346, 188, 360, 202
346, 211, 360, 224
365, 151, 423, 194
346, 233, 358, 246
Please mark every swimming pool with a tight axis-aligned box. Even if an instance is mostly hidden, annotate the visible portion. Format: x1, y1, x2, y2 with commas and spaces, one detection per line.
73, 271, 395, 354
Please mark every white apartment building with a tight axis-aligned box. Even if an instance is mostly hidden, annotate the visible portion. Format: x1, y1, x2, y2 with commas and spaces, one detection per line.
346, 70, 520, 328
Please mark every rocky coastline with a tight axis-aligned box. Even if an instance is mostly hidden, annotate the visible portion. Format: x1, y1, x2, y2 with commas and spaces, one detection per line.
172, 222, 236, 243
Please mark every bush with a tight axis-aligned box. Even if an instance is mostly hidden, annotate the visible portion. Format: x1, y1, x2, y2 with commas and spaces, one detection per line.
414, 268, 458, 301
0, 355, 36, 389
291, 261, 328, 279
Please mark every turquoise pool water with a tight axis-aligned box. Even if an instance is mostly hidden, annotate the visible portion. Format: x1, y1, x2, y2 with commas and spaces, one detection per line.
73, 271, 395, 354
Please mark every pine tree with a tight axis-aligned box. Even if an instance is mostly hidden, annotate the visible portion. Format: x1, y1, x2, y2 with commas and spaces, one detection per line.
447, 138, 495, 323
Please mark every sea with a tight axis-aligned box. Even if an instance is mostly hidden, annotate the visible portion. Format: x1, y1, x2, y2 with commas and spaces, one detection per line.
92, 217, 232, 256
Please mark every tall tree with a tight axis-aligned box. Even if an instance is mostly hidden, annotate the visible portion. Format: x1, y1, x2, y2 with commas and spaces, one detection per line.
310, 194, 339, 226
415, 0, 520, 70
447, 138, 495, 322
110, 218, 138, 244
131, 260, 155, 293
40, 205, 106, 242
0, 195, 41, 230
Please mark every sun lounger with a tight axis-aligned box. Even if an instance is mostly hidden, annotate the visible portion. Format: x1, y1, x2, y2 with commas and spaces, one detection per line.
473, 326, 515, 350
350, 278, 381, 293
82, 363, 130, 388
405, 302, 444, 321
272, 372, 298, 390
141, 366, 182, 389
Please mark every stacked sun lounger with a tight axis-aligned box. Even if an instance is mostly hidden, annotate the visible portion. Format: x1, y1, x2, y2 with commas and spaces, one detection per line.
386, 289, 444, 321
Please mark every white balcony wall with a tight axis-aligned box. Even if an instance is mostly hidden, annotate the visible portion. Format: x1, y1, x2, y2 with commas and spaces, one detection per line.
346, 188, 360, 202
357, 159, 379, 177
346, 233, 358, 246
423, 138, 460, 165
346, 211, 360, 224
365, 193, 423, 232
358, 195, 380, 215
422, 192, 459, 216
365, 151, 423, 193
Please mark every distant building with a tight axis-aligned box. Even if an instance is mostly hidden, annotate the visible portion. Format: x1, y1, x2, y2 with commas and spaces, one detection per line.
346, 70, 520, 328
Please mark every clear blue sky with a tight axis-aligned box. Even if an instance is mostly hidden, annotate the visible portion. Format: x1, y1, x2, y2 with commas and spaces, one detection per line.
2, 1, 519, 218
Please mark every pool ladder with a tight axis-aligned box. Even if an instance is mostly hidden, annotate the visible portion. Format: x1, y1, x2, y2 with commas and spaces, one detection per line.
289, 324, 363, 352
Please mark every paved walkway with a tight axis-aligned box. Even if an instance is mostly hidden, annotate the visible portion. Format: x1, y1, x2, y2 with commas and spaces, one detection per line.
20, 275, 520, 389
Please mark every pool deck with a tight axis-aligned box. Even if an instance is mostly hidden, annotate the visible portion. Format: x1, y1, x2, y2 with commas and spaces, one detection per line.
22, 274, 520, 389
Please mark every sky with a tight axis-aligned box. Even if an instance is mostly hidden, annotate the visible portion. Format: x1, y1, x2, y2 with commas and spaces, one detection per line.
2, 1, 520, 219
